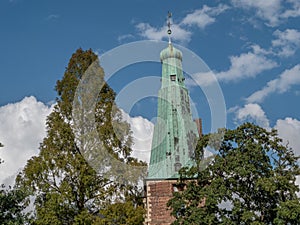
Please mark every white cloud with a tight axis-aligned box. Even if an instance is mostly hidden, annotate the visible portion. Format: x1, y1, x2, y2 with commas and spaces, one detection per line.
232, 103, 270, 128
232, 104, 300, 157
272, 29, 300, 57
185, 71, 218, 87
275, 117, 300, 156
217, 51, 277, 82
0, 97, 154, 185
117, 34, 135, 43
181, 4, 229, 29
0, 97, 53, 184
187, 47, 277, 87
121, 110, 153, 164
232, 104, 300, 155
251, 44, 272, 55
231, 0, 300, 26
136, 22, 192, 43
231, 0, 282, 26
281, 0, 300, 19
247, 64, 300, 103
136, 4, 228, 43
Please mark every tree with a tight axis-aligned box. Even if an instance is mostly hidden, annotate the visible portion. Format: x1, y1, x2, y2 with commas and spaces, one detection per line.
168, 123, 300, 224
16, 49, 145, 224
95, 201, 145, 225
0, 186, 30, 225
0, 143, 30, 225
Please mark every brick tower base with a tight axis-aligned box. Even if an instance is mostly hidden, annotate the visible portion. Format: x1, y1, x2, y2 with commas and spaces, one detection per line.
144, 180, 177, 225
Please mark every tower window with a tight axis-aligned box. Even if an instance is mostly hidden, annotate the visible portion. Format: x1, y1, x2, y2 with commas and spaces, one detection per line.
174, 162, 182, 172
174, 137, 179, 146
170, 74, 176, 81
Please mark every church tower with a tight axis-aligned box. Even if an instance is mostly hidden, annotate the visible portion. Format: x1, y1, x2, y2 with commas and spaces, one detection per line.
145, 13, 200, 225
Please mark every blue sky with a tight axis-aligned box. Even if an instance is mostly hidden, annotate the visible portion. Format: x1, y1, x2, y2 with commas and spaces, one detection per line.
1, 0, 300, 183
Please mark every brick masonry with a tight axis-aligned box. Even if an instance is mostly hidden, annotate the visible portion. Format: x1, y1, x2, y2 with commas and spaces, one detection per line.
145, 180, 177, 225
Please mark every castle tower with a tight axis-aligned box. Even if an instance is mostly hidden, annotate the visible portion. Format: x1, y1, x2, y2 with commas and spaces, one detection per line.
145, 13, 199, 225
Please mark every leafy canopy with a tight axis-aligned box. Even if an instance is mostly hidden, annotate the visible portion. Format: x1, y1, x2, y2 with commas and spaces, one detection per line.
168, 123, 300, 225
16, 48, 145, 224
0, 186, 30, 225
0, 142, 30, 225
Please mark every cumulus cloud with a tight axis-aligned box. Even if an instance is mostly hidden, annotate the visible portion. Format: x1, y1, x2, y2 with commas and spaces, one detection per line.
231, 0, 300, 26
0, 97, 154, 185
232, 103, 300, 157
272, 117, 300, 188
217, 52, 277, 82
246, 64, 300, 103
232, 103, 270, 128
272, 29, 300, 57
251, 44, 272, 55
185, 71, 218, 87
0, 97, 53, 184
135, 4, 228, 43
186, 47, 277, 87
231, 0, 281, 26
281, 0, 300, 19
117, 34, 135, 43
136, 22, 192, 43
231, 104, 300, 156
275, 117, 300, 156
181, 4, 229, 29
121, 110, 153, 163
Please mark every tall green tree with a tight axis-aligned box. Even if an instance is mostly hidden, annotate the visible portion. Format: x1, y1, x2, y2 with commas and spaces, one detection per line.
168, 123, 300, 225
0, 143, 30, 225
16, 49, 145, 224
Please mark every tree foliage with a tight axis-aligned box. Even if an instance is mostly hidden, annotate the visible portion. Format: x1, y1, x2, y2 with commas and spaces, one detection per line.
0, 186, 30, 225
16, 49, 145, 224
96, 188, 145, 225
168, 123, 300, 225
95, 185, 145, 225
0, 143, 30, 224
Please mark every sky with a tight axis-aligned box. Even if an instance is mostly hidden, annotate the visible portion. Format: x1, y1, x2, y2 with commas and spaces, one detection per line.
0, 0, 300, 185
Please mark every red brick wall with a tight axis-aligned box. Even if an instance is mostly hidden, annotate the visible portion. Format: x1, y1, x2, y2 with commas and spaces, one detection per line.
145, 180, 176, 225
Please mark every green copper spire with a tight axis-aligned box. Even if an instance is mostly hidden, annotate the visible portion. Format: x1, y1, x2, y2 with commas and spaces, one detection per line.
147, 15, 198, 179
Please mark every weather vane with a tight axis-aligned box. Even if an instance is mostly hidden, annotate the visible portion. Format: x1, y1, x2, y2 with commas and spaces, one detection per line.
167, 11, 172, 43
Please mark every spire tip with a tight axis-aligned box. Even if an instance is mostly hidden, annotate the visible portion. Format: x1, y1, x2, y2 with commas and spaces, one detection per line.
167, 11, 172, 44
